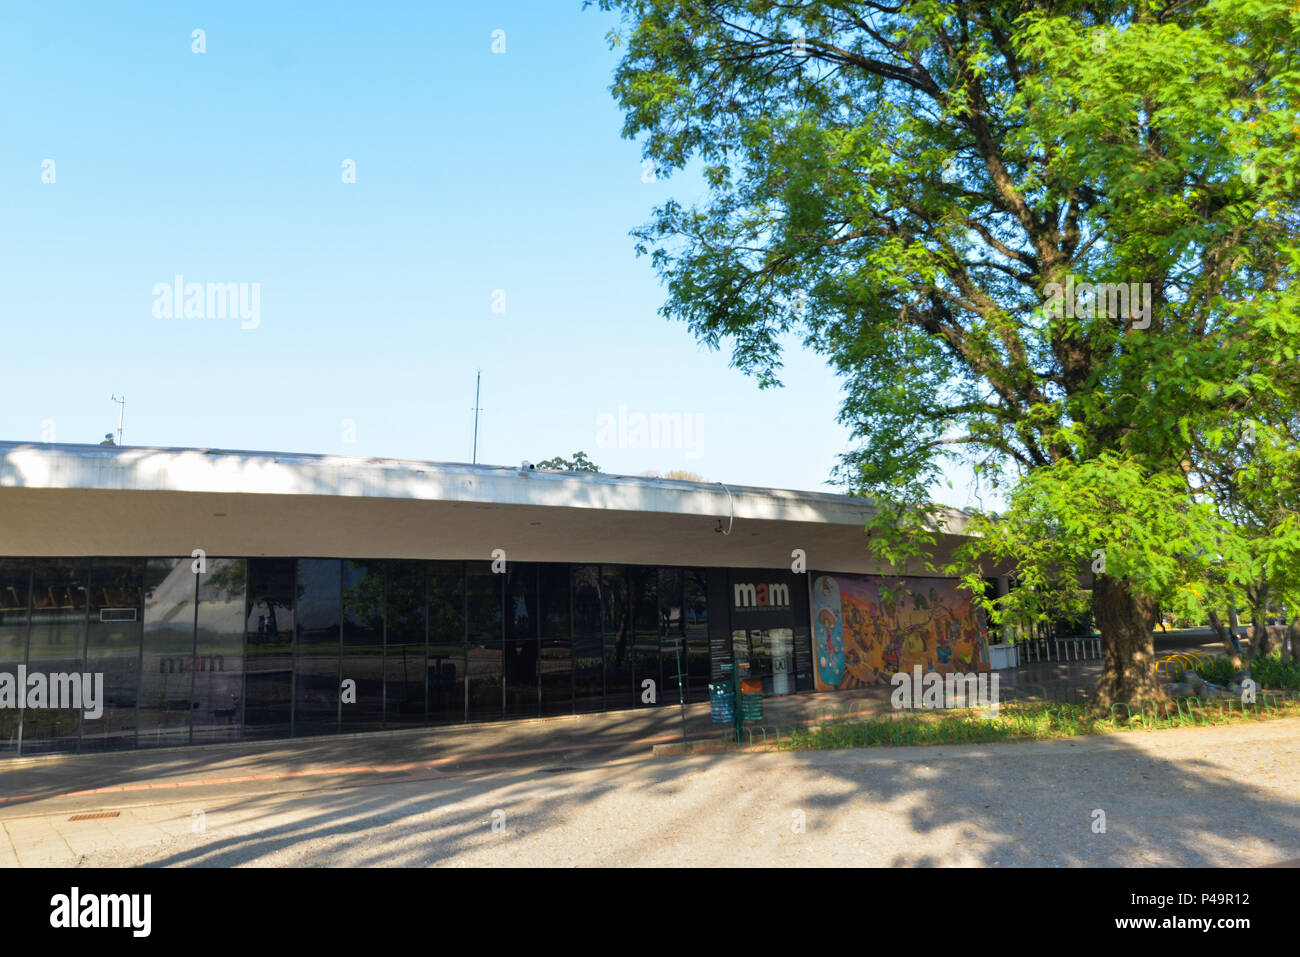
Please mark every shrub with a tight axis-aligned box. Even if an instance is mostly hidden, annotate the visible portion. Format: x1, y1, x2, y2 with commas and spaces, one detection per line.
1251, 653, 1300, 690
1198, 657, 1239, 686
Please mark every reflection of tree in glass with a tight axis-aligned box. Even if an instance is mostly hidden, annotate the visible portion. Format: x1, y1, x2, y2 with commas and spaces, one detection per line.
201, 560, 246, 603
601, 575, 629, 666
341, 560, 384, 629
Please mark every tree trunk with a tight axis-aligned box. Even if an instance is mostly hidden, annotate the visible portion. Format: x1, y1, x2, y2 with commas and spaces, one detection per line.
1247, 585, 1273, 658
1093, 575, 1166, 707
1252, 616, 1274, 658
1228, 605, 1251, 660
1207, 610, 1243, 668
1288, 618, 1300, 665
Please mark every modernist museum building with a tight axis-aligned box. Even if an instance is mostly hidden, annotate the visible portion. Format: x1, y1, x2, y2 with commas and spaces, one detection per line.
0, 442, 997, 756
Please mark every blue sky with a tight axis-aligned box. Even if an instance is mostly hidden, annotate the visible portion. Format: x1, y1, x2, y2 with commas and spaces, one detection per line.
1, 1, 987, 507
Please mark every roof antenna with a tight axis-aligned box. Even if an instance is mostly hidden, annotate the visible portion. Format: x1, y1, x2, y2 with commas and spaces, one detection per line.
471, 370, 482, 464
111, 394, 125, 446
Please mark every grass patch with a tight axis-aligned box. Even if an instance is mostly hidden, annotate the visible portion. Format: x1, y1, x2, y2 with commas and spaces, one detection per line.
741, 695, 1300, 752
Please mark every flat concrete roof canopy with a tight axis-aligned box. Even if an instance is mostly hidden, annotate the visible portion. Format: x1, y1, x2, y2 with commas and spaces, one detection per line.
0, 442, 981, 573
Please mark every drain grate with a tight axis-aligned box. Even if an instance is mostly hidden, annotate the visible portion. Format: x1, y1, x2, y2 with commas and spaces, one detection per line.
67, 811, 120, 822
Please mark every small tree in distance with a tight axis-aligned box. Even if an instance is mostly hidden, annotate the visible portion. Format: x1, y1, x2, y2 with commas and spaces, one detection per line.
537, 451, 601, 472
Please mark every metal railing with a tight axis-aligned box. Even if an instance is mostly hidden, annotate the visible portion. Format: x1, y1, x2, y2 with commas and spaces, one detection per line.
1016, 634, 1103, 663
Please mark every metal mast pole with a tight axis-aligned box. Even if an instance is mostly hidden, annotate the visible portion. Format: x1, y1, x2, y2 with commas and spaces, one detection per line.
111, 394, 125, 445
471, 371, 482, 464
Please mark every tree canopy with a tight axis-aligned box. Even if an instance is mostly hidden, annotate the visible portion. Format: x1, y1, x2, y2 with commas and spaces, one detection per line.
595, 0, 1300, 701
537, 451, 602, 472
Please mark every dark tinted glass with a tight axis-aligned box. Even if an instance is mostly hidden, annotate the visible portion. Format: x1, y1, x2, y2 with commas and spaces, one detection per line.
139, 559, 194, 748
465, 562, 502, 721
630, 567, 660, 707
244, 558, 295, 738
82, 559, 144, 751
193, 559, 245, 743
658, 568, 687, 705
571, 565, 602, 713
0, 560, 29, 754
427, 561, 465, 724
384, 560, 426, 725
295, 559, 341, 736
23, 559, 87, 753
341, 560, 385, 731
684, 570, 711, 702
538, 563, 571, 716
504, 564, 538, 718
601, 565, 632, 710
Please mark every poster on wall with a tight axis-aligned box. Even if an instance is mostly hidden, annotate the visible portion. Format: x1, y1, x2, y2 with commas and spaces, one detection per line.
810, 574, 990, 692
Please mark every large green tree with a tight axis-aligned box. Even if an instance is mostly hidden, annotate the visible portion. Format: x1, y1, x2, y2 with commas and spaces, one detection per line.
595, 0, 1300, 703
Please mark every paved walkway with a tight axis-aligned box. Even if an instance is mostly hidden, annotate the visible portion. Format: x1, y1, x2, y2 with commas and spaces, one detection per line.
4, 646, 1290, 867
0, 660, 1107, 814
2, 716, 1297, 867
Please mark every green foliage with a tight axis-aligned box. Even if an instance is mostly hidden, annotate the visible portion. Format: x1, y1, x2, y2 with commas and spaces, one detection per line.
766, 694, 1300, 751
1188, 417, 1300, 618
1251, 652, 1300, 690
953, 453, 1232, 630
595, 0, 1300, 631
1196, 656, 1240, 685
536, 451, 601, 472
596, 0, 1300, 495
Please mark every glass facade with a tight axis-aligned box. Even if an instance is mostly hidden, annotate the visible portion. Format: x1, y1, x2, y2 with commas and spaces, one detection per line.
0, 556, 824, 755
245, 558, 295, 739
572, 565, 603, 713
24, 559, 88, 754
0, 560, 30, 755
427, 561, 466, 724
82, 558, 144, 752
383, 560, 426, 726
193, 559, 245, 743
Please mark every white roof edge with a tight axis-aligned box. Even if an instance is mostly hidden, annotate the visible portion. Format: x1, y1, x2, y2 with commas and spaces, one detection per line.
0, 441, 978, 533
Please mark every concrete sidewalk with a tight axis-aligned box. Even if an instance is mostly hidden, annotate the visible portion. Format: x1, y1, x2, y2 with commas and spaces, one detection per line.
0, 659, 1110, 818
2, 716, 1297, 867
0, 686, 899, 814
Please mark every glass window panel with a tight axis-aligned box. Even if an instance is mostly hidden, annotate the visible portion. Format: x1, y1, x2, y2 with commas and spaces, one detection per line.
687, 569, 716, 700
504, 564, 537, 718
384, 560, 426, 725
295, 559, 341, 736
601, 565, 632, 710
465, 562, 502, 722
427, 561, 465, 724
342, 560, 385, 731
538, 563, 572, 716
658, 568, 687, 706
571, 565, 602, 713
24, 559, 87, 754
82, 559, 144, 752
193, 559, 245, 743
244, 558, 295, 739
791, 575, 814, 693
631, 567, 660, 707
0, 560, 30, 754
139, 559, 194, 748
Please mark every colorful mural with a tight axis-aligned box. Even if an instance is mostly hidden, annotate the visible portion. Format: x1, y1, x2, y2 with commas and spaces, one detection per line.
811, 574, 990, 691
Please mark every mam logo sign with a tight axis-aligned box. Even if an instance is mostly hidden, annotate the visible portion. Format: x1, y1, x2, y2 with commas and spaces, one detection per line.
159, 655, 224, 674
733, 582, 791, 609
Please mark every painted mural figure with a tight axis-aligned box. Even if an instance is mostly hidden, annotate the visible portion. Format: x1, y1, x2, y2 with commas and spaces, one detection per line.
810, 574, 990, 692
812, 576, 846, 688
